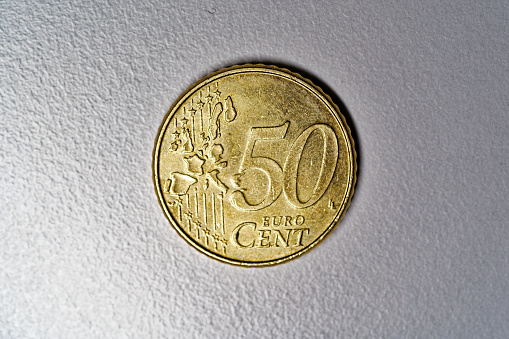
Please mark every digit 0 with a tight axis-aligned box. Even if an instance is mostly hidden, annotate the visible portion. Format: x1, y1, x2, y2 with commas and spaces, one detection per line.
283, 124, 339, 208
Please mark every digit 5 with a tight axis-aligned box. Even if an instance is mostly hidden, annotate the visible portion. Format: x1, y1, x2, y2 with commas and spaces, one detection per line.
230, 121, 290, 211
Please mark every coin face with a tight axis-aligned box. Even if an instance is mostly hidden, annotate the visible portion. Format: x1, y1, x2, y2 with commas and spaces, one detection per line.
153, 65, 356, 266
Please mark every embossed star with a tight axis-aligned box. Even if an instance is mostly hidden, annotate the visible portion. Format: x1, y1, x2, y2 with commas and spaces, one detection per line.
203, 228, 211, 244
175, 196, 184, 206
213, 89, 221, 99
205, 93, 214, 102
188, 106, 197, 115
172, 130, 180, 139
169, 141, 179, 151
196, 100, 205, 109
180, 117, 189, 126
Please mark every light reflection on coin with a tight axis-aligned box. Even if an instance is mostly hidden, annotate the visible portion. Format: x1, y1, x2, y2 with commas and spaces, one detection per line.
153, 65, 356, 266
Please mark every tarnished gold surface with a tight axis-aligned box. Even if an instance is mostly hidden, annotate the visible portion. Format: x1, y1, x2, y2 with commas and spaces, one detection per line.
153, 65, 356, 266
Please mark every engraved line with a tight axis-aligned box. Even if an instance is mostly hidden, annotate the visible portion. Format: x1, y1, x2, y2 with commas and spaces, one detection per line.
203, 192, 207, 225
222, 239, 227, 255
200, 92, 204, 133
203, 101, 212, 134
190, 99, 195, 144
194, 188, 198, 216
206, 102, 210, 135
179, 204, 182, 222
191, 112, 196, 144
212, 192, 216, 232
186, 193, 190, 210
220, 194, 225, 234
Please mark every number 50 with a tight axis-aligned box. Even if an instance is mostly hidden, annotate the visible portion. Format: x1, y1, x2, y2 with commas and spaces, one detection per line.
230, 121, 339, 211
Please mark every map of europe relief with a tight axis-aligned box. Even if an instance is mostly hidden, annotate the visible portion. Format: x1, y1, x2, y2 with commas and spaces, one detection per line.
163, 85, 237, 254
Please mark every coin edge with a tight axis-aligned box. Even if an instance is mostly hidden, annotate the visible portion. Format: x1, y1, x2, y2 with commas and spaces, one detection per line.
152, 64, 357, 267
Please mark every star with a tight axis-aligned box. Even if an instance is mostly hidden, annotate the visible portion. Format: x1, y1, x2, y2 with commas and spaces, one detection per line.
205, 93, 214, 102
189, 106, 197, 115
169, 141, 179, 151
196, 100, 205, 109
172, 130, 180, 139
174, 196, 184, 205
203, 229, 211, 245
180, 117, 189, 126
213, 89, 221, 99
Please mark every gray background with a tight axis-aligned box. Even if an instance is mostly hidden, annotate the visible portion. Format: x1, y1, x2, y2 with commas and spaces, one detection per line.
1, 0, 508, 338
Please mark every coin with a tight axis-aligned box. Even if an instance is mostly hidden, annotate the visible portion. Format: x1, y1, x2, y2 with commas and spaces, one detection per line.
153, 65, 356, 266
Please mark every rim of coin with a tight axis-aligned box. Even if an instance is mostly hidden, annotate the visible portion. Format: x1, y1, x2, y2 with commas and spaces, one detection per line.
153, 64, 357, 267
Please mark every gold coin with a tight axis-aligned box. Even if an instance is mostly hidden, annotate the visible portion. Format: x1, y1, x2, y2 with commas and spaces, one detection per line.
153, 65, 356, 266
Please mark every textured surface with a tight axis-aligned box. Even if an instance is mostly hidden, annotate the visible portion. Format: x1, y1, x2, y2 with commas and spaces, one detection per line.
1, 0, 508, 338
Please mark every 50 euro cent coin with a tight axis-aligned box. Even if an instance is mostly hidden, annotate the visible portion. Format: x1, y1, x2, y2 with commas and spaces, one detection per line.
153, 65, 356, 266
